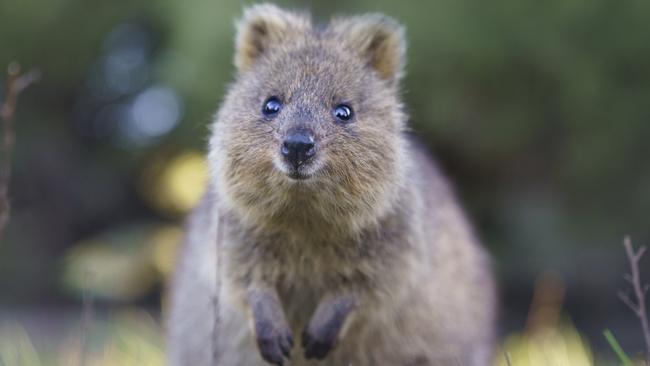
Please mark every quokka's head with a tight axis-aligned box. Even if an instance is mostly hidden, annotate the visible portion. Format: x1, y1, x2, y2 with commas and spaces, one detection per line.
210, 4, 409, 227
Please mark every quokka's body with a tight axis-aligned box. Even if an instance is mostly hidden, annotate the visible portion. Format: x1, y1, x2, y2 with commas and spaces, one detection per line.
167, 4, 497, 366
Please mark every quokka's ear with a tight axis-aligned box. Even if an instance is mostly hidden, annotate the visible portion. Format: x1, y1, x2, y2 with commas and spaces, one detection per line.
234, 4, 311, 72
330, 14, 406, 84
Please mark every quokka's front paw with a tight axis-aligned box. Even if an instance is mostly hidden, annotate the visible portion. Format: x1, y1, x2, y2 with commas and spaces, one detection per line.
254, 319, 294, 366
301, 293, 356, 360
301, 324, 339, 360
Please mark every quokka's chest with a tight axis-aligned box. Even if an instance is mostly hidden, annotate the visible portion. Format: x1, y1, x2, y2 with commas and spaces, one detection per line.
224, 217, 408, 286
267, 241, 365, 284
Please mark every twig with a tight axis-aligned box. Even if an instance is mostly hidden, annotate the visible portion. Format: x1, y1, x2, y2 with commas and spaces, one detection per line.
504, 351, 513, 366
618, 236, 650, 365
0, 62, 40, 241
79, 271, 94, 366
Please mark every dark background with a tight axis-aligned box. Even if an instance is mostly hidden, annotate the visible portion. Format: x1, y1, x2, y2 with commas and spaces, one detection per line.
1, 0, 649, 364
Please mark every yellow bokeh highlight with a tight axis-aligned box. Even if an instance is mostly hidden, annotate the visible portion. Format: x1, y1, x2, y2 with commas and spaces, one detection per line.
160, 152, 207, 213
139, 151, 208, 216
149, 225, 182, 277
63, 224, 183, 302
495, 272, 595, 366
63, 240, 157, 301
497, 324, 594, 366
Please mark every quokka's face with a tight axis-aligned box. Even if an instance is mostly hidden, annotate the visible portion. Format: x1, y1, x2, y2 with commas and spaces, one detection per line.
222, 45, 402, 182
211, 4, 408, 209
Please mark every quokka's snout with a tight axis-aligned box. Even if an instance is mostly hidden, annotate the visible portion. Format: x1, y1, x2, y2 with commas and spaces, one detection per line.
280, 128, 316, 170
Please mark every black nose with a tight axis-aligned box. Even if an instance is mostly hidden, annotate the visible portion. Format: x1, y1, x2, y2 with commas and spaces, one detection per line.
281, 131, 316, 168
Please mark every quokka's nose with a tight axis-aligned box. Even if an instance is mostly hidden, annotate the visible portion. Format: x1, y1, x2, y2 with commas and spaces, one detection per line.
281, 131, 316, 168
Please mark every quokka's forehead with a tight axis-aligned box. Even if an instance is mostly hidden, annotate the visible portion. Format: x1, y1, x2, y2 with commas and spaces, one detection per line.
273, 44, 364, 74
250, 45, 371, 93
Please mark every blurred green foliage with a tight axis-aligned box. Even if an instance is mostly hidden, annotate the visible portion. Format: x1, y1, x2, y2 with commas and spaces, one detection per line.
1, 0, 650, 358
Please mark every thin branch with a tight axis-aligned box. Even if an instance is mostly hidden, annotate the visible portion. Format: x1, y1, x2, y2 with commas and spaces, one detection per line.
504, 351, 513, 366
619, 291, 641, 316
0, 62, 40, 241
635, 246, 647, 261
619, 236, 650, 365
79, 272, 94, 366
624, 274, 633, 284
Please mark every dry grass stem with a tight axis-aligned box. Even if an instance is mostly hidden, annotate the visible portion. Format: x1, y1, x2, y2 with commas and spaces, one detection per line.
79, 272, 94, 366
0, 62, 40, 241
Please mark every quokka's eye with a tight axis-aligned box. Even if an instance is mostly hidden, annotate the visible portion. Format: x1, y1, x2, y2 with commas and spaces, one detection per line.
262, 96, 282, 117
333, 104, 353, 122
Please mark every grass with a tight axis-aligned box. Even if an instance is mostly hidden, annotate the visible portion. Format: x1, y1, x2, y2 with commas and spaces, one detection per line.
603, 329, 634, 366
0, 308, 163, 366
1, 238, 649, 366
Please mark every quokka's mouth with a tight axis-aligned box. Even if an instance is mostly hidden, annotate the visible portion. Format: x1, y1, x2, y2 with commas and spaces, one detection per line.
272, 154, 323, 182
286, 169, 312, 180
283, 160, 317, 180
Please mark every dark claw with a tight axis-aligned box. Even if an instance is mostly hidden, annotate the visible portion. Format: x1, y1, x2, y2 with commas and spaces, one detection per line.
302, 328, 335, 360
257, 335, 284, 365
279, 332, 293, 357
255, 322, 293, 365
301, 294, 356, 360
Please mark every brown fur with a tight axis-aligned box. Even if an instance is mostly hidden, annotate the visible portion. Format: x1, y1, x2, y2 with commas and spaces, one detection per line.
167, 4, 497, 366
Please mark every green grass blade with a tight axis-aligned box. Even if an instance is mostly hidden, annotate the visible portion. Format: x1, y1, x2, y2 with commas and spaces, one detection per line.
603, 329, 634, 366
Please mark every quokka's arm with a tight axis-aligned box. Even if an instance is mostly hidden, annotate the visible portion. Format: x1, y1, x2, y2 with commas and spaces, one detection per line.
247, 286, 293, 366
302, 291, 358, 360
